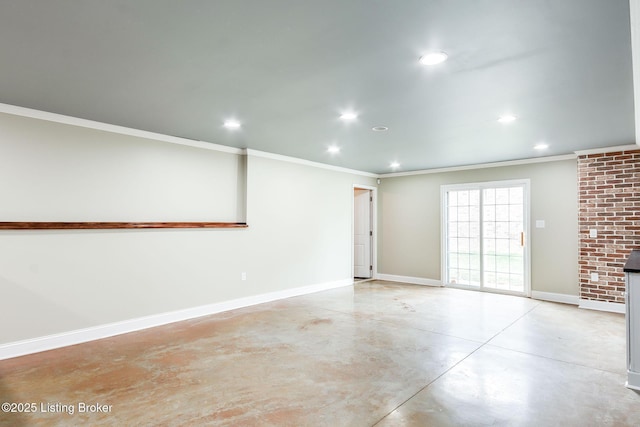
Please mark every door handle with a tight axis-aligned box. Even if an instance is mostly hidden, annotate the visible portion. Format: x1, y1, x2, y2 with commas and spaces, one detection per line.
520, 231, 525, 247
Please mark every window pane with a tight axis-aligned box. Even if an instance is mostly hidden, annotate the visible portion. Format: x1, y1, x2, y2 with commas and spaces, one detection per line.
510, 273, 524, 289
496, 222, 509, 238
470, 190, 480, 205
509, 187, 523, 204
484, 188, 495, 204
496, 188, 509, 204
469, 237, 480, 253
458, 206, 469, 221
448, 206, 458, 221
484, 255, 496, 271
510, 240, 524, 254
497, 255, 510, 273
470, 270, 481, 284
449, 253, 458, 268
470, 253, 480, 270
449, 268, 459, 283
483, 205, 495, 221
496, 238, 509, 254
458, 253, 470, 268
470, 221, 480, 237
470, 205, 480, 222
510, 256, 523, 273
459, 222, 470, 238
509, 221, 523, 237
458, 191, 469, 205
484, 238, 496, 254
496, 205, 509, 221
484, 222, 495, 238
459, 238, 470, 253
497, 273, 510, 288
484, 271, 496, 286
459, 269, 470, 284
509, 205, 523, 221
449, 222, 458, 237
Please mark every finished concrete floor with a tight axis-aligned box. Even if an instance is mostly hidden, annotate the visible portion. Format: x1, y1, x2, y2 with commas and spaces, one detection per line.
0, 281, 638, 426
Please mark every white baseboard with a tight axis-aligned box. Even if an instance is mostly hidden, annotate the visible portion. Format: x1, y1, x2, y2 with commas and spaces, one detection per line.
376, 274, 442, 287
0, 279, 352, 361
627, 370, 640, 391
531, 291, 579, 306
578, 298, 625, 314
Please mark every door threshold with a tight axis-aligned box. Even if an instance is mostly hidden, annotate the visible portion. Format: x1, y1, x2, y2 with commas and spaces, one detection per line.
446, 284, 527, 298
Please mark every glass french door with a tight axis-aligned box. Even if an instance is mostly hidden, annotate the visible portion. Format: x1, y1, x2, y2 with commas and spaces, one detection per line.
442, 180, 529, 295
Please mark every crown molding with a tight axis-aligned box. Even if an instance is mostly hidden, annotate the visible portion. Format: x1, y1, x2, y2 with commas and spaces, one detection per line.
3, 102, 632, 179
245, 149, 378, 177
0, 102, 378, 177
574, 144, 639, 156
379, 154, 577, 178
0, 102, 244, 155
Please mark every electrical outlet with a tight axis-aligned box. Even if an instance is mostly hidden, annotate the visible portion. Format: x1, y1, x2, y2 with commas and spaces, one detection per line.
241, 272, 247, 281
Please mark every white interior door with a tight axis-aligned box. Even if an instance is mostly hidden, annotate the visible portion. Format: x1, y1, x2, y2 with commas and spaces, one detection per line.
354, 189, 372, 278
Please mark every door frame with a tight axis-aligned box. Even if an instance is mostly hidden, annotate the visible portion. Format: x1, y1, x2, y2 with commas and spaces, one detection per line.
352, 184, 378, 281
440, 179, 531, 297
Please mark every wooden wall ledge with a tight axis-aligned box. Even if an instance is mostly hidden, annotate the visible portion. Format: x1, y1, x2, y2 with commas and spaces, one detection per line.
0, 222, 248, 230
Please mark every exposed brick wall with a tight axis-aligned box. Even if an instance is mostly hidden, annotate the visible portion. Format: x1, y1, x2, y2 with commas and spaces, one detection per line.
578, 149, 640, 303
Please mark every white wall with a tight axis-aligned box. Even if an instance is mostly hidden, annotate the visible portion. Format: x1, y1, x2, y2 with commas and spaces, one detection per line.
0, 112, 375, 346
378, 159, 578, 296
0, 113, 245, 222
246, 155, 375, 290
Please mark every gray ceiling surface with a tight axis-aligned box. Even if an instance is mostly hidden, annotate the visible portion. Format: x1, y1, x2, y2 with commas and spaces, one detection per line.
0, 0, 634, 173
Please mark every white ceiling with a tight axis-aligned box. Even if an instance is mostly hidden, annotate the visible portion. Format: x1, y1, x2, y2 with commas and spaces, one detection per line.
0, 0, 635, 173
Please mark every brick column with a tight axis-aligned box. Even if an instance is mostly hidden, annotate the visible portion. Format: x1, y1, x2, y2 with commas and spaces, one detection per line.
578, 149, 640, 303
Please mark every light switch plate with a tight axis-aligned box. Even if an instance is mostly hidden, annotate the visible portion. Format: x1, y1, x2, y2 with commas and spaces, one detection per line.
536, 220, 545, 228
591, 272, 599, 282
590, 229, 597, 238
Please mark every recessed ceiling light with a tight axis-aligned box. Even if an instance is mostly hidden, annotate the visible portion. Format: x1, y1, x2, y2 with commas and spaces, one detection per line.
340, 112, 358, 121
223, 119, 241, 129
534, 143, 549, 150
419, 51, 448, 66
372, 126, 389, 132
327, 145, 340, 154
390, 161, 400, 169
497, 114, 517, 124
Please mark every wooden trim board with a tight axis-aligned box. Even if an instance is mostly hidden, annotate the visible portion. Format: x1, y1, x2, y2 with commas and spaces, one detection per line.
0, 222, 248, 230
